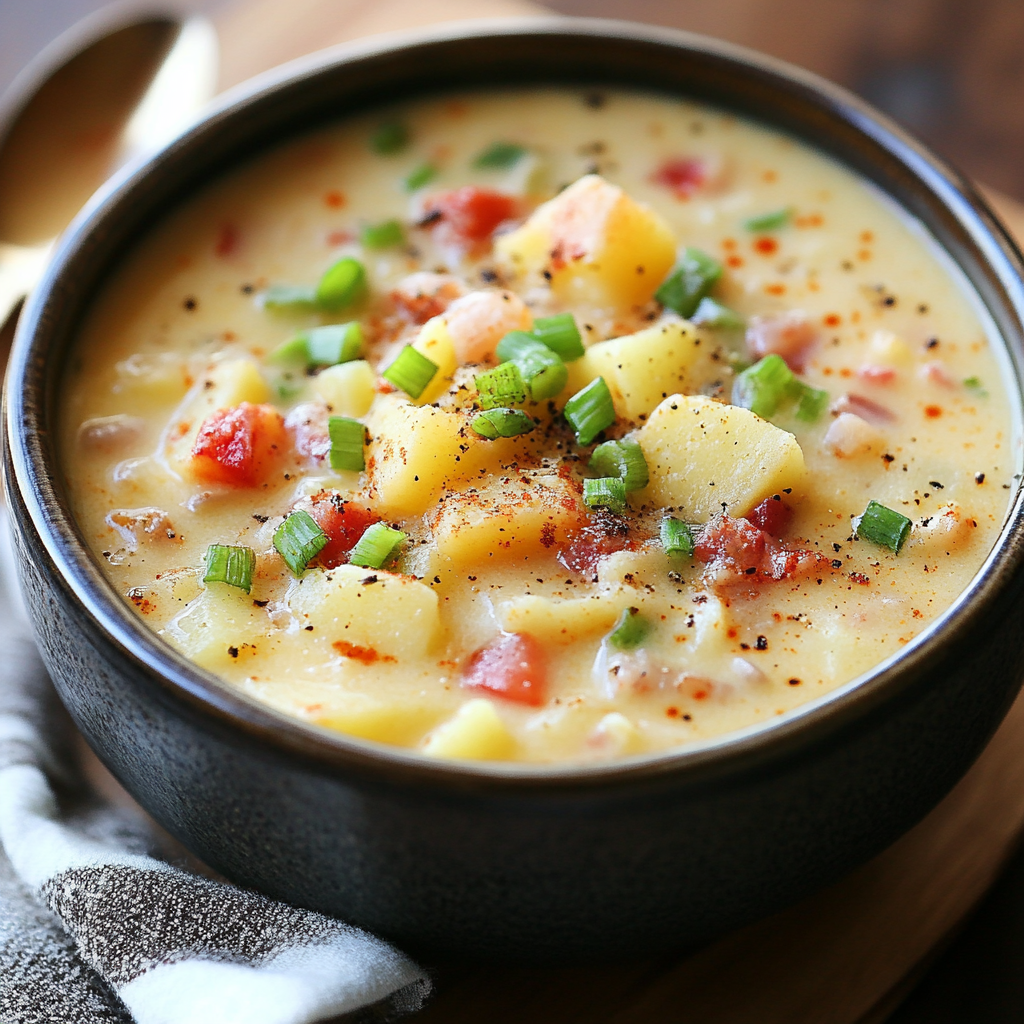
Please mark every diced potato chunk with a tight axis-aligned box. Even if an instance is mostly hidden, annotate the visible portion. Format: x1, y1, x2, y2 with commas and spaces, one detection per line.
315, 696, 443, 746
312, 360, 376, 418
163, 582, 270, 671
637, 394, 805, 520
496, 174, 676, 310
288, 565, 441, 661
496, 592, 622, 644
162, 359, 271, 474
366, 394, 522, 517
582, 321, 704, 422
430, 471, 584, 566
422, 699, 516, 760
411, 316, 459, 405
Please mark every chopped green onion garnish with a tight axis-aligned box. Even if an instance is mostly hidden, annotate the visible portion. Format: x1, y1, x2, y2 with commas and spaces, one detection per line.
349, 522, 406, 569
274, 510, 328, 576
530, 313, 585, 361
404, 162, 437, 191
744, 207, 792, 232
609, 607, 650, 650
473, 141, 526, 169
655, 247, 723, 318
564, 376, 616, 446
471, 408, 535, 439
660, 517, 694, 557
733, 354, 795, 419
328, 416, 366, 472
792, 381, 829, 422
964, 376, 989, 397
495, 331, 568, 401
475, 362, 527, 409
271, 323, 363, 366
589, 438, 649, 492
262, 285, 318, 312
316, 257, 366, 311
583, 476, 627, 514
382, 345, 438, 399
856, 500, 912, 553
203, 544, 255, 592
371, 121, 409, 155
691, 296, 745, 330
361, 219, 404, 249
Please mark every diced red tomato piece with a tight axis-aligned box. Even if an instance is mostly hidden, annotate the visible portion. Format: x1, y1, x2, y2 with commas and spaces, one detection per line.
190, 402, 287, 487
747, 494, 793, 537
651, 157, 706, 198
307, 492, 380, 569
422, 187, 518, 253
462, 632, 547, 706
558, 517, 634, 577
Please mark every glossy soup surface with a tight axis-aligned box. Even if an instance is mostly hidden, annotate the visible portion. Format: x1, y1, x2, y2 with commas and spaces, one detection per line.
61, 88, 1017, 763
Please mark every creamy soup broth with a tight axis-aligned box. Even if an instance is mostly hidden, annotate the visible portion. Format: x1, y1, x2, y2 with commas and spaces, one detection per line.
61, 88, 1016, 763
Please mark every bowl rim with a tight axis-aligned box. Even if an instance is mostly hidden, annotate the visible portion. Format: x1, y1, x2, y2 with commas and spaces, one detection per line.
7, 14, 1024, 793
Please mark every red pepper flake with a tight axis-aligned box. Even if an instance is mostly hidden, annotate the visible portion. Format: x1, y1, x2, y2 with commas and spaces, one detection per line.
214, 223, 239, 258
925, 404, 943, 418
666, 706, 680, 718
764, 283, 786, 296
762, 169, 778, 183
332, 640, 395, 664
823, 313, 841, 327
753, 237, 778, 256
727, 255, 744, 268
326, 229, 354, 247
324, 190, 346, 209
795, 213, 823, 228
651, 157, 706, 199
860, 230, 874, 243
692, 689, 709, 701
849, 572, 870, 585
722, 238, 737, 250
858, 249, 872, 261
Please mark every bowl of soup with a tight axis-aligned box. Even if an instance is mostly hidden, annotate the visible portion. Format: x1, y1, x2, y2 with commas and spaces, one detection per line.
6, 18, 1024, 961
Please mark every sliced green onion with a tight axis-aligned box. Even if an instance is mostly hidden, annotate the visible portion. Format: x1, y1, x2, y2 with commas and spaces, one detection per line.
404, 162, 437, 191
791, 381, 829, 422
361, 219, 404, 249
744, 207, 792, 232
274, 510, 328, 576
371, 121, 409, 155
583, 476, 627, 514
856, 500, 912, 553
690, 296, 745, 330
328, 416, 366, 472
660, 517, 694, 557
349, 522, 406, 569
564, 376, 616, 446
964, 376, 989, 397
732, 354, 795, 419
473, 141, 526, 169
475, 362, 527, 409
316, 257, 366, 311
262, 285, 318, 312
655, 247, 723, 318
495, 331, 568, 401
382, 345, 439, 399
530, 313, 585, 361
589, 439, 649, 492
471, 408, 535, 439
271, 323, 363, 366
609, 607, 650, 650
203, 544, 256, 592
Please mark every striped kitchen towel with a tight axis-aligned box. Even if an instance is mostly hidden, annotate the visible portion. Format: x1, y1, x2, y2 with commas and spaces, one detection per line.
0, 510, 431, 1024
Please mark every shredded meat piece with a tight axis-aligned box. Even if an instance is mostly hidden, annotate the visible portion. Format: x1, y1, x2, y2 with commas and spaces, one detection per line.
285, 402, 330, 463
77, 414, 146, 453
829, 392, 896, 424
558, 515, 636, 576
746, 311, 817, 371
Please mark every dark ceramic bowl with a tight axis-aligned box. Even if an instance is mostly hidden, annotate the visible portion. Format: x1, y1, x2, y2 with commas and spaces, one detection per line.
6, 17, 1024, 963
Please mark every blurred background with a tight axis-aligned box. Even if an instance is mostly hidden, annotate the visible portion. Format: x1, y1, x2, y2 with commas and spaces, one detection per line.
2, 0, 1024, 1021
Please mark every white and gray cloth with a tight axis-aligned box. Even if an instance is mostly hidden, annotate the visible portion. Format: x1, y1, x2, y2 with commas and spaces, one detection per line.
0, 511, 431, 1024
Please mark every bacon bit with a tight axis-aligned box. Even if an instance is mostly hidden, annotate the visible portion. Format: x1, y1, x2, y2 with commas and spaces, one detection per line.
727, 255, 744, 268
462, 632, 547, 706
421, 187, 518, 254
558, 516, 636, 576
748, 494, 793, 537
925, 404, 943, 418
190, 403, 288, 487
857, 364, 897, 385
753, 237, 778, 256
326, 229, 354, 247
746, 311, 817, 372
214, 223, 239, 258
285, 403, 330, 463
919, 360, 956, 389
332, 639, 394, 664
695, 514, 834, 590
324, 190, 346, 209
830, 392, 896, 424
308, 493, 380, 569
651, 157, 706, 199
